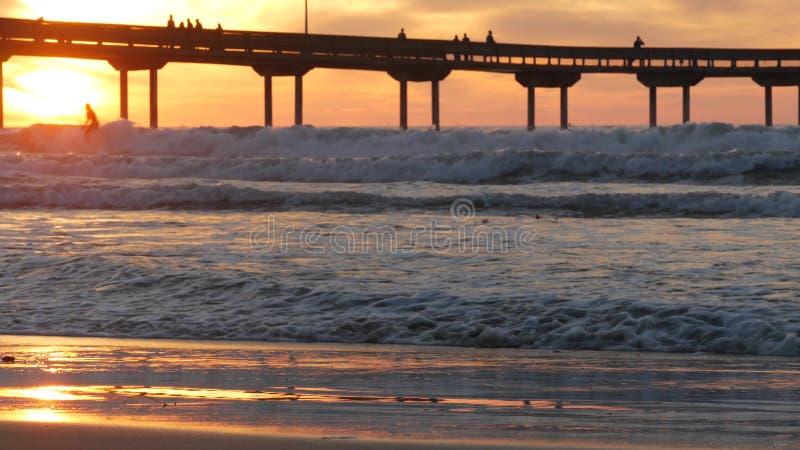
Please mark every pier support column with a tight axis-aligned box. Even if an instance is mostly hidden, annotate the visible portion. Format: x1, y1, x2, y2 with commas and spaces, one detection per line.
798, 86, 800, 126
399, 80, 408, 130
682, 86, 690, 123
149, 68, 158, 129
431, 80, 440, 131
649, 86, 657, 127
0, 62, 4, 129
252, 65, 312, 128
637, 73, 704, 127
108, 59, 166, 128
386, 67, 451, 131
294, 75, 303, 126
264, 75, 273, 127
765, 86, 773, 127
515, 71, 580, 130
120, 70, 128, 120
527, 87, 535, 131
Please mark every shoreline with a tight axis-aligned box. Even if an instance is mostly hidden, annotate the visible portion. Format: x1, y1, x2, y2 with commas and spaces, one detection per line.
1, 335, 798, 449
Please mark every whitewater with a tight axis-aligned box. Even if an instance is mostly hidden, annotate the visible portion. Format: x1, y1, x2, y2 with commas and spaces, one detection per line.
0, 122, 798, 356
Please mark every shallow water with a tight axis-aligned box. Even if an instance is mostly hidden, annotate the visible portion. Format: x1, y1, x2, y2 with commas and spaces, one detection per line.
1, 124, 799, 355
1, 210, 798, 355
0, 336, 797, 448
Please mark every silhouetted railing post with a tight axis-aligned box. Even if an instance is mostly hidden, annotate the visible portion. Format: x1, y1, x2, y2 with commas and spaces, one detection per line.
432, 80, 440, 131
264, 75, 273, 127
294, 75, 303, 126
120, 70, 129, 120
149, 68, 158, 129
765, 86, 773, 127
527, 87, 535, 131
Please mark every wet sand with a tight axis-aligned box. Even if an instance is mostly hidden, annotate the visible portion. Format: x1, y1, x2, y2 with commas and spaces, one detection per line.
0, 335, 797, 449
0, 421, 686, 450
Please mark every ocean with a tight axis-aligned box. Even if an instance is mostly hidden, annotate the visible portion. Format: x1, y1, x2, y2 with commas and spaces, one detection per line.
1, 121, 798, 356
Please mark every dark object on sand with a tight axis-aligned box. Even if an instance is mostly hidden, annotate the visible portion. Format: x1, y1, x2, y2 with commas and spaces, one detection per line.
1, 355, 15, 363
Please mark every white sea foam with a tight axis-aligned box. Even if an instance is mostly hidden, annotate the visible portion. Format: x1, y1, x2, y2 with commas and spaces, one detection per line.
2, 122, 800, 184
2, 177, 800, 217
1, 250, 797, 356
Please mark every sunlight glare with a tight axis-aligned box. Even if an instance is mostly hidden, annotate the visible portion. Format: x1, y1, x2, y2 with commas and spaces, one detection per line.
17, 408, 68, 423
8, 69, 104, 122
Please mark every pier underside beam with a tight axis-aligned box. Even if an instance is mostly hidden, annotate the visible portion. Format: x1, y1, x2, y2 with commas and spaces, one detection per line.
515, 71, 581, 130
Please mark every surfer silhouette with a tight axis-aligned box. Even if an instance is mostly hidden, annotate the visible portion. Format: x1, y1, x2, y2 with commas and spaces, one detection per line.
84, 103, 99, 139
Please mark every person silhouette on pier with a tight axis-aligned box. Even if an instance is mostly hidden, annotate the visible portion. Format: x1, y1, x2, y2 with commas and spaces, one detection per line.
462, 33, 472, 61
179, 20, 185, 30
167, 14, 175, 30
83, 104, 99, 139
186, 18, 193, 30
397, 28, 407, 40
453, 34, 461, 61
195, 19, 203, 31
630, 36, 645, 66
486, 30, 497, 62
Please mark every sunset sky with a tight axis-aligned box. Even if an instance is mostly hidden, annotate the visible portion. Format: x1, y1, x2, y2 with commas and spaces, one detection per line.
3, 0, 800, 128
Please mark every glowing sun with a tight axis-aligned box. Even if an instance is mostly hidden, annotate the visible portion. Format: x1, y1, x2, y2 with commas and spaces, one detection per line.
7, 67, 104, 123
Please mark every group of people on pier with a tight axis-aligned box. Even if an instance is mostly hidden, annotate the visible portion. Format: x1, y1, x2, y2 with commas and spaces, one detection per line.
166, 14, 222, 33
399, 28, 499, 63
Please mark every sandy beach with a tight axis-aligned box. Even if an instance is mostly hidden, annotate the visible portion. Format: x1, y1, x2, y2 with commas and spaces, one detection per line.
1, 335, 797, 449
0, 421, 722, 450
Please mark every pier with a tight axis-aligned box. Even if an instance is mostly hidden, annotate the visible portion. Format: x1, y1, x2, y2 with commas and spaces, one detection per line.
2, 17, 800, 129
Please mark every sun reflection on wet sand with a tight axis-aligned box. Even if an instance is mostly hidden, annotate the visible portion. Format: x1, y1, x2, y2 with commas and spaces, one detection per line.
12, 408, 70, 423
0, 386, 104, 402
1, 335, 798, 448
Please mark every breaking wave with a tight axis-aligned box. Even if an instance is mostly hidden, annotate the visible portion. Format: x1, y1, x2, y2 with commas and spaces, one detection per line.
1, 177, 800, 217
2, 121, 800, 184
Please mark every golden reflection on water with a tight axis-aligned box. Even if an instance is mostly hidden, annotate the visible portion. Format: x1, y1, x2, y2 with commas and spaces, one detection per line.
0, 384, 631, 412
11, 408, 71, 423
0, 386, 104, 402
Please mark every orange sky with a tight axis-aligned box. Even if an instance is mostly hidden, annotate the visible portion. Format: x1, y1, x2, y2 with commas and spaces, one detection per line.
3, 0, 800, 128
